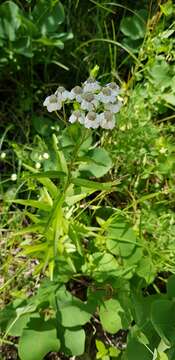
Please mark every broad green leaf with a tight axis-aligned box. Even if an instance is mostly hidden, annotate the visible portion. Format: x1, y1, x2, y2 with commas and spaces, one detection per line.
126, 336, 152, 360
61, 123, 92, 156
18, 317, 60, 360
99, 298, 123, 334
59, 301, 92, 327
136, 257, 156, 284
107, 219, 137, 257
148, 60, 171, 88
0, 1, 21, 41
120, 12, 146, 40
63, 328, 85, 356
167, 275, 175, 299
79, 148, 112, 178
32, 115, 54, 136
151, 300, 175, 346
4, 304, 37, 337
89, 252, 120, 282
32, 0, 65, 36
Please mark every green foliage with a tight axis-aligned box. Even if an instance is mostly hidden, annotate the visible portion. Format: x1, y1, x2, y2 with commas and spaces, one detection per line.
0, 0, 68, 63
0, 1, 175, 359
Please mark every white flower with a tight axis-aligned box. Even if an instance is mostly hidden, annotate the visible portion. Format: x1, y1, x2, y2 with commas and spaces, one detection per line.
83, 77, 101, 93
98, 111, 115, 129
11, 173, 17, 181
105, 100, 122, 113
0, 152, 6, 159
69, 110, 85, 124
70, 86, 83, 103
35, 162, 41, 169
55, 86, 74, 101
43, 94, 62, 112
106, 82, 120, 96
81, 93, 99, 111
97, 88, 116, 104
43, 152, 49, 159
84, 111, 100, 129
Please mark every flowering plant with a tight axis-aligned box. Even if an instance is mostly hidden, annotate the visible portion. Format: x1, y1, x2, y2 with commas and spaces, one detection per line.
43, 77, 122, 130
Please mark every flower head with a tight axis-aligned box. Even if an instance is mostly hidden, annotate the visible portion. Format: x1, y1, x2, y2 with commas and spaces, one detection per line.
69, 110, 85, 124
11, 173, 17, 181
71, 86, 83, 103
98, 111, 115, 129
81, 92, 99, 111
97, 88, 116, 104
43, 152, 49, 159
43, 94, 62, 112
105, 100, 122, 114
83, 77, 101, 93
55, 86, 74, 101
35, 162, 41, 170
84, 111, 100, 129
106, 82, 120, 97
0, 152, 6, 159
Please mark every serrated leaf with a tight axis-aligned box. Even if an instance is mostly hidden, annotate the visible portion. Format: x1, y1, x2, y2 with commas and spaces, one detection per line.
72, 177, 117, 190
12, 199, 52, 212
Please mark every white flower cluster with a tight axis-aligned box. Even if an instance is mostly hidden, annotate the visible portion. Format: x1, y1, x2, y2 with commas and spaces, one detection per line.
43, 78, 122, 130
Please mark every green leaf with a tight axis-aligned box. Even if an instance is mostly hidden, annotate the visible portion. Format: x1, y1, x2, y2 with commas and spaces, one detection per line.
59, 301, 92, 327
79, 148, 112, 178
72, 177, 118, 191
35, 36, 64, 48
126, 335, 152, 360
136, 257, 156, 284
120, 12, 146, 40
148, 60, 171, 88
32, 0, 65, 36
89, 252, 120, 282
12, 199, 52, 212
151, 300, 175, 346
32, 115, 54, 136
160, 0, 174, 16
109, 346, 121, 357
63, 328, 85, 356
99, 298, 123, 334
18, 317, 60, 360
106, 219, 137, 257
96, 340, 108, 357
167, 275, 175, 299
0, 1, 21, 41
162, 94, 175, 106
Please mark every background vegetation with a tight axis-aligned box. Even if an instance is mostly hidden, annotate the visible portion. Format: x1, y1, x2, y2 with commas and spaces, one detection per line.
0, 0, 175, 359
